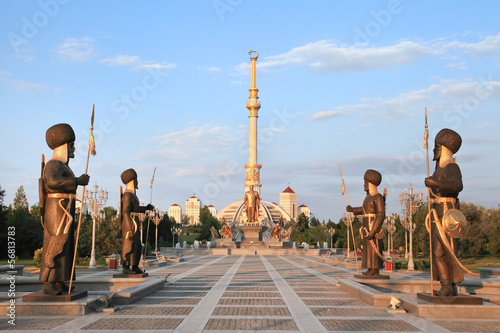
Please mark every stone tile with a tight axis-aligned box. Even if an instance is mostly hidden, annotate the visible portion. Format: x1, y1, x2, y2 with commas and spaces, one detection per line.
212, 306, 291, 316
204, 318, 299, 331
218, 298, 286, 306
222, 291, 281, 298
110, 306, 194, 316
432, 320, 500, 333
303, 298, 367, 306
0, 317, 76, 330
82, 317, 183, 330
310, 307, 392, 317
320, 319, 421, 331
135, 297, 202, 305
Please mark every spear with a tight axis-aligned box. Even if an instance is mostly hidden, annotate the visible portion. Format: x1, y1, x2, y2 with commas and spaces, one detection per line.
424, 107, 435, 296
340, 168, 360, 274
69, 105, 96, 294
142, 167, 156, 273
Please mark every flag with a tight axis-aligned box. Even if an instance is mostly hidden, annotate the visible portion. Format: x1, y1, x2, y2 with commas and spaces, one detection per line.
341, 182, 346, 196
89, 104, 96, 156
423, 107, 428, 150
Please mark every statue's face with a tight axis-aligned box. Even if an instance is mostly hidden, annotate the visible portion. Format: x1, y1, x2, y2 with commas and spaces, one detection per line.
250, 185, 254, 191
134, 179, 139, 189
364, 180, 369, 193
67, 141, 75, 159
433, 144, 442, 161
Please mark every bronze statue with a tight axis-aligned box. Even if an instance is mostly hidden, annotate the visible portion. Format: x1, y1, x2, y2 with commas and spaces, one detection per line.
270, 225, 281, 239
39, 124, 90, 295
424, 128, 464, 296
210, 226, 220, 239
347, 169, 386, 276
120, 168, 153, 275
221, 224, 233, 239
244, 185, 260, 222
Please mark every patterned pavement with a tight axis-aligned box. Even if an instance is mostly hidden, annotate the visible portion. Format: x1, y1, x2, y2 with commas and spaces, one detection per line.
2, 254, 499, 332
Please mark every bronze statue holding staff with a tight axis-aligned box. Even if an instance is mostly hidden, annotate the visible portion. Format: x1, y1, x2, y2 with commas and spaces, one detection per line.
39, 124, 90, 295
120, 168, 153, 275
347, 169, 386, 277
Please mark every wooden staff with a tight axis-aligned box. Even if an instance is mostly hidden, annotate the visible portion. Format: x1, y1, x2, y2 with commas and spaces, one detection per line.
424, 107, 435, 296
142, 167, 156, 273
340, 168, 360, 275
69, 105, 96, 294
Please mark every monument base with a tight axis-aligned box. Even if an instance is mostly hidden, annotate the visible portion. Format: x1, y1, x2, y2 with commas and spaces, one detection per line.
113, 272, 149, 278
212, 239, 236, 248
239, 225, 263, 242
354, 274, 390, 280
22, 290, 88, 302
417, 293, 483, 305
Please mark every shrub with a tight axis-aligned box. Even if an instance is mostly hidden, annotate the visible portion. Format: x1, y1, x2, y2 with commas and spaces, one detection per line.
33, 248, 43, 267
466, 257, 475, 265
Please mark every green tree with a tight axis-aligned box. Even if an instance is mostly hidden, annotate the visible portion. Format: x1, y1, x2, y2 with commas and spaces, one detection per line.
198, 206, 221, 242
486, 206, 500, 255
0, 185, 8, 258
310, 216, 321, 227
6, 186, 43, 258
96, 207, 121, 256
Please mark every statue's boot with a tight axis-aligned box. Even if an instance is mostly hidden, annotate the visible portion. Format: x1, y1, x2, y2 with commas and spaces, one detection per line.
123, 266, 134, 275
367, 268, 380, 276
132, 265, 143, 274
362, 269, 372, 275
43, 282, 62, 296
55, 281, 74, 293
434, 281, 454, 297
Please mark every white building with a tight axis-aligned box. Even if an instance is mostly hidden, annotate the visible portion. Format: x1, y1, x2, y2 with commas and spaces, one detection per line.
168, 203, 182, 224
280, 186, 298, 220
207, 205, 217, 216
299, 204, 310, 220
185, 196, 201, 225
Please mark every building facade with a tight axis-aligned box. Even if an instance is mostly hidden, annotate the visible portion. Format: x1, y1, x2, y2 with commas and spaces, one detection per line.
185, 196, 201, 225
168, 203, 182, 224
280, 186, 298, 220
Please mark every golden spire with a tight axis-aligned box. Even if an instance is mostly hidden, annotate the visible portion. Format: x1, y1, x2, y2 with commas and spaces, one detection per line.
247, 50, 261, 118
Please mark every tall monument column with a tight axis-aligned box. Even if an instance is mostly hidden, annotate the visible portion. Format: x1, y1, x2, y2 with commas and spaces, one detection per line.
245, 50, 262, 194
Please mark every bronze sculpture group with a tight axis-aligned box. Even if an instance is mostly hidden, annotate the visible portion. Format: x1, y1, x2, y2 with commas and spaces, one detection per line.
39, 118, 469, 300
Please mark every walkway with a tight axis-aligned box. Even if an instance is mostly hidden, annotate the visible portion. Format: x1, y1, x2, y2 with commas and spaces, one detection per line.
2, 255, 499, 332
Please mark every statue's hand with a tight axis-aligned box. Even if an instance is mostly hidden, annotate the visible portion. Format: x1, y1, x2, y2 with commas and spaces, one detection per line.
77, 174, 90, 186
424, 177, 438, 188
366, 234, 374, 240
346, 205, 353, 212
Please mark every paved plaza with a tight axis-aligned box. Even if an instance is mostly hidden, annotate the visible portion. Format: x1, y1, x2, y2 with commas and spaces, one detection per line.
2, 254, 499, 332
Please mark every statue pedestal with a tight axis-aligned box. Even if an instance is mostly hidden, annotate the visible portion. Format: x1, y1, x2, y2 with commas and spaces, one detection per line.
239, 225, 263, 242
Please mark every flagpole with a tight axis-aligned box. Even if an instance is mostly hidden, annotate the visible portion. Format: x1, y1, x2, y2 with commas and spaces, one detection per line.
142, 167, 156, 273
424, 107, 434, 296
340, 168, 360, 274
69, 105, 96, 294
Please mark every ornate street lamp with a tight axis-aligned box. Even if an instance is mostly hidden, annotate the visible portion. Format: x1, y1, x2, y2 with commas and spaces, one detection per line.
84, 182, 108, 269
386, 214, 397, 254
171, 226, 182, 248
341, 212, 351, 258
399, 184, 423, 271
327, 227, 336, 249
152, 208, 165, 253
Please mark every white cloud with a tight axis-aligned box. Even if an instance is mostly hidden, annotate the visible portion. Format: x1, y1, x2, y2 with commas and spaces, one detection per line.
54, 37, 95, 62
208, 67, 221, 72
443, 34, 500, 56
100, 54, 139, 66
3, 79, 50, 92
0, 70, 12, 76
132, 62, 176, 71
311, 110, 344, 121
312, 79, 500, 122
172, 167, 206, 178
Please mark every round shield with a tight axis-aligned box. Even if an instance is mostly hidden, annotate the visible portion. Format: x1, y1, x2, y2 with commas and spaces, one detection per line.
443, 209, 467, 238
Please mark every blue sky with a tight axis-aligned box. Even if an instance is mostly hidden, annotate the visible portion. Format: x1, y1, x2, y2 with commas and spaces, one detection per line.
1, 1, 499, 222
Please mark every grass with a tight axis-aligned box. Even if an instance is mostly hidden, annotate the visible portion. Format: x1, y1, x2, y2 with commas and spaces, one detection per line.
393, 255, 500, 273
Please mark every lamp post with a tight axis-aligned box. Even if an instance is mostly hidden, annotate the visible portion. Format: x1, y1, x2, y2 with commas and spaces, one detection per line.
152, 208, 165, 253
327, 227, 335, 248
171, 226, 181, 248
84, 182, 108, 269
386, 214, 397, 254
341, 212, 351, 258
399, 184, 423, 271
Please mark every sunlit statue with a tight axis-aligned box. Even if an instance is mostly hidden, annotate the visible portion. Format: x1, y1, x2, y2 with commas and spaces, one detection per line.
270, 225, 281, 239
244, 185, 260, 222
39, 124, 90, 295
425, 128, 464, 296
120, 168, 153, 275
347, 169, 386, 276
221, 224, 233, 239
